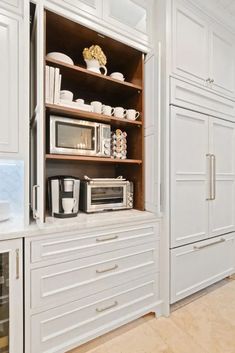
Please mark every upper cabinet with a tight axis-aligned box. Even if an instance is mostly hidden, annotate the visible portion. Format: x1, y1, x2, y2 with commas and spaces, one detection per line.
172, 2, 209, 86
46, 0, 152, 50
0, 11, 19, 154
172, 0, 235, 99
49, 0, 102, 18
103, 0, 150, 44
0, 0, 23, 16
209, 23, 235, 97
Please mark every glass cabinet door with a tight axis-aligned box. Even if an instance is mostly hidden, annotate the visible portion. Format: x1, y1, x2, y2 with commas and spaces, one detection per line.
0, 252, 9, 353
103, 0, 151, 42
0, 240, 22, 353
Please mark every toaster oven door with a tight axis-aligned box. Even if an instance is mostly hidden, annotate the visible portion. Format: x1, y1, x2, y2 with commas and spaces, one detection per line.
50, 117, 97, 155
88, 184, 127, 211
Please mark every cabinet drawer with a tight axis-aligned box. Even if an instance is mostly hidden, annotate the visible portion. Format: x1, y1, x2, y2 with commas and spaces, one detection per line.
171, 233, 235, 303
31, 273, 158, 353
31, 242, 158, 310
170, 77, 235, 121
30, 223, 159, 265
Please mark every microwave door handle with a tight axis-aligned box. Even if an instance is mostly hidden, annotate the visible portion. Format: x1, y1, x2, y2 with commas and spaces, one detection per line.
96, 125, 101, 154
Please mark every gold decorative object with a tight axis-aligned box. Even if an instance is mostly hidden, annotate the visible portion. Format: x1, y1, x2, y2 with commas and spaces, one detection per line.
83, 45, 107, 66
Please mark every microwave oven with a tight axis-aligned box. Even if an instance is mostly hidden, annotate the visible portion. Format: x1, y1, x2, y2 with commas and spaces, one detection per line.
49, 116, 111, 157
80, 177, 134, 213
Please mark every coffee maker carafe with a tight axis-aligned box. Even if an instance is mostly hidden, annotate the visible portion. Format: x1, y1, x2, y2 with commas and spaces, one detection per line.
48, 176, 80, 218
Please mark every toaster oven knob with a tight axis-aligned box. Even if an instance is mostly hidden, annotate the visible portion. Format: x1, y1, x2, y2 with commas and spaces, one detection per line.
128, 201, 133, 207
104, 149, 110, 156
104, 142, 110, 148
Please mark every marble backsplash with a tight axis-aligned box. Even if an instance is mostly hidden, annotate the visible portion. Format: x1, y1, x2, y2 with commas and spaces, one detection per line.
0, 160, 24, 217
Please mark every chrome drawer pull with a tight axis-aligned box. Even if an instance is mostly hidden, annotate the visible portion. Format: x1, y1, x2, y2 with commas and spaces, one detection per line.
96, 235, 119, 242
96, 301, 118, 313
96, 264, 118, 274
194, 238, 225, 250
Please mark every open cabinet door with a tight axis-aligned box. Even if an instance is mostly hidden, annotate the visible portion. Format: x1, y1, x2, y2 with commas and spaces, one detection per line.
30, 2, 45, 223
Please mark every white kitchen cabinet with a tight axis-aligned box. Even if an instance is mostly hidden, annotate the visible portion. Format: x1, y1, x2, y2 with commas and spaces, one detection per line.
209, 23, 235, 97
171, 233, 235, 303
48, 0, 102, 18
172, 0, 235, 98
209, 118, 235, 238
103, 0, 150, 44
0, 11, 19, 153
170, 106, 235, 248
170, 107, 209, 248
25, 219, 160, 352
0, 239, 23, 353
0, 0, 22, 16
172, 0, 209, 86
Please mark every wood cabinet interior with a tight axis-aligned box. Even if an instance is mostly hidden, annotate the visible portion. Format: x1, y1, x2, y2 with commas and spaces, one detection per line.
44, 10, 145, 211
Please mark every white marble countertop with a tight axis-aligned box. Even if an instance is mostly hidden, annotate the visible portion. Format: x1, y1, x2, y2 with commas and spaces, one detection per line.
0, 210, 161, 241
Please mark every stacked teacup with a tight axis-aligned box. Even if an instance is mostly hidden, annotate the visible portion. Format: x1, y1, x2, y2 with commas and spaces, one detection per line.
111, 129, 127, 159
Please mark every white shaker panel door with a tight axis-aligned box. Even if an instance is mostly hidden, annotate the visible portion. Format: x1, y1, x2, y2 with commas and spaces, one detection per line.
209, 118, 235, 237
61, 0, 101, 17
0, 12, 18, 153
172, 0, 209, 85
209, 24, 235, 98
170, 106, 209, 248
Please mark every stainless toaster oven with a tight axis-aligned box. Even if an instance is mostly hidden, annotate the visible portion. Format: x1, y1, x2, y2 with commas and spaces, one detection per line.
80, 177, 134, 213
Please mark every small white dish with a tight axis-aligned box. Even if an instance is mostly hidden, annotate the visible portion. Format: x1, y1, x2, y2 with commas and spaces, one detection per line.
47, 52, 74, 65
110, 72, 125, 81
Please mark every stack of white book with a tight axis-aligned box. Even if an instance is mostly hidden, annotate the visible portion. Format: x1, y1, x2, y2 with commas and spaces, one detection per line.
45, 66, 62, 104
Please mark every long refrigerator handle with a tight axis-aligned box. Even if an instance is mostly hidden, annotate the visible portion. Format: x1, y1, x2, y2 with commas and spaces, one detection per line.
211, 154, 216, 200
206, 154, 216, 201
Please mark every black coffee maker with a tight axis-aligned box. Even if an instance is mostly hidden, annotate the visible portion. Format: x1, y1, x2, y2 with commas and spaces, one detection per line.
48, 176, 80, 218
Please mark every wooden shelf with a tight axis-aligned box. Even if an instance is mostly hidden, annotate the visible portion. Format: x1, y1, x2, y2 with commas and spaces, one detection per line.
46, 58, 143, 91
46, 154, 142, 165
46, 103, 142, 127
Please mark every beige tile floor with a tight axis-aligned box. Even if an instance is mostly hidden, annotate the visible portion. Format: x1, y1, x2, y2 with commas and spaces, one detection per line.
69, 276, 235, 353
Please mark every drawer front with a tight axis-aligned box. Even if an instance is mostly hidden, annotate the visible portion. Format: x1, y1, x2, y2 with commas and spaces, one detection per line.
170, 77, 235, 121
30, 223, 159, 265
31, 274, 159, 353
31, 242, 158, 310
171, 233, 235, 303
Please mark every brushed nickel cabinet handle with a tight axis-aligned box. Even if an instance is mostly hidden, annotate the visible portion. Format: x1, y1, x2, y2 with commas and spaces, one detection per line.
211, 154, 216, 200
16, 249, 20, 280
206, 154, 212, 200
96, 235, 118, 242
96, 301, 118, 313
96, 264, 118, 274
194, 238, 225, 250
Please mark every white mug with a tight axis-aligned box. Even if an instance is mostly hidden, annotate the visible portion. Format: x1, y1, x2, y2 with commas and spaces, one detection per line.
114, 107, 127, 118
91, 101, 102, 114
126, 109, 140, 121
62, 198, 76, 214
102, 105, 114, 116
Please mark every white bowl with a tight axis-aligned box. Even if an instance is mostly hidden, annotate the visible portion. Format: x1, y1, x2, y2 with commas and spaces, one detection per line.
60, 90, 74, 101
47, 52, 74, 65
110, 72, 125, 81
